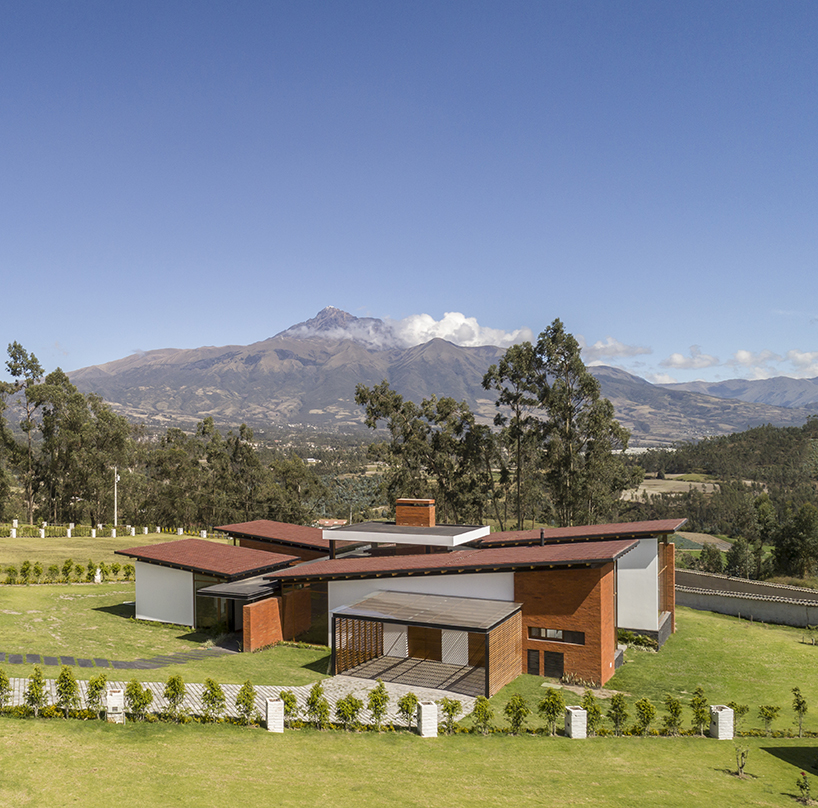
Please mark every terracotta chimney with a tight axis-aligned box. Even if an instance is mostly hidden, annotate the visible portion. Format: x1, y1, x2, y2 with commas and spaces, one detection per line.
395, 498, 435, 528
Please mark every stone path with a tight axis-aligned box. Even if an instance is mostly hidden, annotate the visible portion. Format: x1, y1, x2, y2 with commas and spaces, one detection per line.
4, 674, 475, 725
0, 647, 233, 670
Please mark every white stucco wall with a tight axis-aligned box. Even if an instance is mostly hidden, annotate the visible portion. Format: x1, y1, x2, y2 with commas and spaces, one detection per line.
328, 573, 515, 643
616, 538, 659, 632
135, 561, 194, 626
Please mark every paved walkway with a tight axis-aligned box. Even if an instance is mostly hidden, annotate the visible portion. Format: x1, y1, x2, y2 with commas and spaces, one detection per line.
4, 674, 475, 725
0, 647, 233, 670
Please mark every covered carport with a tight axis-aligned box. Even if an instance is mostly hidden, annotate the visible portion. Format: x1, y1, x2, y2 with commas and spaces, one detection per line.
331, 590, 522, 698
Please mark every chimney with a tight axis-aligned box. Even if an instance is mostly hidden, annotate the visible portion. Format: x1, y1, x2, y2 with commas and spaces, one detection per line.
395, 498, 435, 528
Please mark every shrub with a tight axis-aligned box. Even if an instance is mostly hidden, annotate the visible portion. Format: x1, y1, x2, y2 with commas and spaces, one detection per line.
797, 771, 811, 804
110, 562, 121, 578
438, 697, 462, 735
279, 689, 298, 727
32, 561, 42, 581
20, 560, 31, 583
201, 678, 225, 722
56, 666, 80, 718
758, 704, 780, 736
163, 674, 186, 722
5, 565, 17, 585
503, 693, 529, 735
25, 666, 47, 717
727, 701, 749, 733
793, 687, 808, 738
73, 564, 84, 581
235, 680, 257, 726
367, 680, 389, 731
306, 682, 330, 730
86, 673, 108, 717
662, 694, 683, 736
61, 559, 73, 582
123, 564, 135, 581
335, 694, 363, 731
581, 689, 602, 736
538, 688, 565, 736
46, 564, 59, 582
472, 696, 495, 735
86, 560, 96, 582
690, 687, 709, 736
125, 679, 153, 721
397, 692, 419, 728
634, 697, 656, 736
0, 667, 10, 709
98, 562, 109, 581
607, 693, 629, 736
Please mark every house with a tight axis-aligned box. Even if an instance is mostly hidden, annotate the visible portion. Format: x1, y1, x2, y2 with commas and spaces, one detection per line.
114, 539, 307, 648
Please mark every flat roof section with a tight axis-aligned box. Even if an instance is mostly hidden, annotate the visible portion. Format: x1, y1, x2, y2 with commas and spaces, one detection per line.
196, 574, 280, 603
326, 520, 490, 548
215, 519, 331, 550
478, 518, 688, 547
273, 538, 638, 583
334, 590, 522, 633
116, 539, 298, 580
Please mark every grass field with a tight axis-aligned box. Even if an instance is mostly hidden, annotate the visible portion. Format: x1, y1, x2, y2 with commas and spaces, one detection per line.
0, 531, 230, 570
0, 719, 815, 807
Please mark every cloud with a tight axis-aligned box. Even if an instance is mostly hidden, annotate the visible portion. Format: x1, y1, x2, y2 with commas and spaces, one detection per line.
646, 372, 678, 384
388, 312, 533, 349
659, 345, 719, 370
578, 335, 651, 364
726, 349, 782, 380
785, 350, 818, 377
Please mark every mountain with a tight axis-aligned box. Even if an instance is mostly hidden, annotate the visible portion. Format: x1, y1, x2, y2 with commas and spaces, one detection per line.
660, 376, 818, 410
68, 308, 815, 445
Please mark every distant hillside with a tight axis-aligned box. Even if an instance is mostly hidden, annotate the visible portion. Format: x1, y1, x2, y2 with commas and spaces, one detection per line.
661, 376, 818, 410
68, 308, 815, 446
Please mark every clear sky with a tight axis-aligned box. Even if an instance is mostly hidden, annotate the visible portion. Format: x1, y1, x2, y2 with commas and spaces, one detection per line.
2, 1, 817, 385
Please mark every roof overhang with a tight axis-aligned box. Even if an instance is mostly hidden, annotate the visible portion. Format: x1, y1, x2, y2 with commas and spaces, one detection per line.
325, 521, 490, 548
196, 574, 281, 603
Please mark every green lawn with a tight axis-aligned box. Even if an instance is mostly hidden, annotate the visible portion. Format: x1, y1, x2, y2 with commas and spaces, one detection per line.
0, 719, 816, 807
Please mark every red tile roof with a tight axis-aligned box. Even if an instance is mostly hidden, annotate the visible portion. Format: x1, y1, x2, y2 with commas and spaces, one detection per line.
116, 538, 298, 579
272, 538, 637, 582
215, 519, 332, 550
478, 518, 688, 547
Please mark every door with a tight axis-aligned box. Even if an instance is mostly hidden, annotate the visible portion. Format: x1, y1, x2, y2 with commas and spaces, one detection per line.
527, 649, 540, 675
543, 650, 564, 679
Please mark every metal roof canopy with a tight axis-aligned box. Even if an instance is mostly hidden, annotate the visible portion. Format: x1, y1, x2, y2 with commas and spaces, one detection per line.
196, 574, 281, 603
325, 520, 490, 548
333, 590, 522, 633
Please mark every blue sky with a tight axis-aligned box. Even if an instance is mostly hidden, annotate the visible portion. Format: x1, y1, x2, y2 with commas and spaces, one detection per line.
2, 1, 817, 385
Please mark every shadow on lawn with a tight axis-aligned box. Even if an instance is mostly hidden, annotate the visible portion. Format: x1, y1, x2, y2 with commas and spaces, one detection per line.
92, 602, 210, 644
302, 654, 332, 676
762, 745, 818, 773
93, 602, 135, 619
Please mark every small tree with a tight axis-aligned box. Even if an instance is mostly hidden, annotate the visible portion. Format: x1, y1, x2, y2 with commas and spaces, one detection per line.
123, 563, 135, 581
86, 673, 108, 717
472, 696, 495, 736
662, 693, 683, 736
607, 693, 629, 736
25, 665, 47, 717
235, 680, 256, 726
580, 689, 602, 737
335, 694, 363, 731
20, 560, 31, 583
279, 689, 298, 727
200, 678, 225, 722
758, 704, 780, 736
735, 745, 749, 779
397, 692, 419, 729
163, 674, 186, 722
538, 688, 565, 736
32, 561, 43, 581
56, 665, 80, 718
438, 697, 462, 735
797, 771, 811, 804
690, 687, 709, 736
47, 564, 59, 582
125, 679, 153, 721
503, 693, 530, 735
306, 682, 330, 730
367, 680, 389, 731
634, 697, 656, 736
0, 667, 11, 709
110, 562, 121, 578
61, 559, 73, 582
727, 701, 749, 733
793, 687, 808, 738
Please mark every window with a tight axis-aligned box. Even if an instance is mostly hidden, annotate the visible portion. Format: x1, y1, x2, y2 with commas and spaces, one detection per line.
528, 626, 585, 645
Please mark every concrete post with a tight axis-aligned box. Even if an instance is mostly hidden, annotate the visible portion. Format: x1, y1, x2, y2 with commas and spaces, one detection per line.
200, 530, 207, 539
710, 706, 734, 739
111, 528, 116, 538
105, 689, 125, 724
66, 528, 71, 538
143, 527, 148, 535
177, 528, 183, 536
266, 698, 284, 733
12, 519, 17, 528
91, 528, 96, 538
69, 522, 75, 530
565, 706, 587, 738
10, 528, 16, 539
417, 702, 438, 738
39, 529, 45, 539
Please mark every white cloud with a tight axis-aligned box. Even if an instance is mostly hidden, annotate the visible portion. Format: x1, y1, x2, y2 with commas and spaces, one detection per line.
660, 345, 719, 370
785, 350, 818, 377
578, 335, 651, 364
646, 372, 678, 384
725, 349, 782, 380
387, 312, 533, 349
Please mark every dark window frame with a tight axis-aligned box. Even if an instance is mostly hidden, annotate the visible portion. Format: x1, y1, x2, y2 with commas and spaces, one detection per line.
527, 626, 585, 645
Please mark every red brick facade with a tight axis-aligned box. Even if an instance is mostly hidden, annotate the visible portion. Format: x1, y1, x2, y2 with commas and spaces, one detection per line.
395, 498, 436, 527
514, 563, 617, 686
242, 588, 312, 652
659, 540, 676, 632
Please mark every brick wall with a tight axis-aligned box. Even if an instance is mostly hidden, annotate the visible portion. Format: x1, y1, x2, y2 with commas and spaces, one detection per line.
242, 588, 313, 652
514, 564, 617, 686
395, 498, 435, 527
660, 541, 676, 632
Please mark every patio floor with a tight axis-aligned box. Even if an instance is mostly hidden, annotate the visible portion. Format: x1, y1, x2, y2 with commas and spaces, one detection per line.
342, 655, 486, 698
